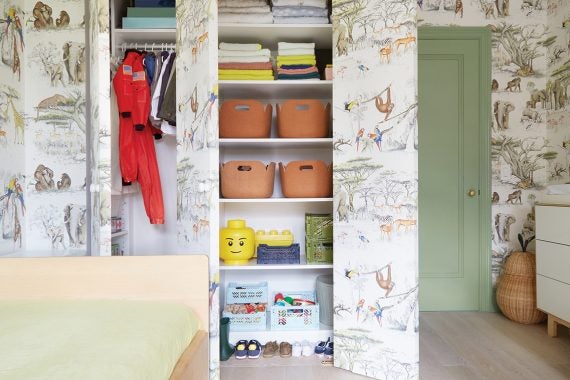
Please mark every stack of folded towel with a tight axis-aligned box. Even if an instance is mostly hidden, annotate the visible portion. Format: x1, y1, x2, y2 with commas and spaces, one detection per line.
272, 0, 330, 24
219, 42, 274, 81
219, 0, 273, 24
276, 42, 320, 81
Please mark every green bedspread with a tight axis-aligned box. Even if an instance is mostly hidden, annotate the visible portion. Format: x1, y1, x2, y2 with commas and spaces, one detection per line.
0, 300, 200, 380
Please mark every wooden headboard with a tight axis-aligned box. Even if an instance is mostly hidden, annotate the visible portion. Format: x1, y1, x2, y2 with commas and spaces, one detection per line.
0, 255, 210, 332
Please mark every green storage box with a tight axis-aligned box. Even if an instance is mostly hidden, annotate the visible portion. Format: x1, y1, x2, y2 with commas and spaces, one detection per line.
305, 213, 333, 241
127, 7, 176, 17
306, 239, 333, 264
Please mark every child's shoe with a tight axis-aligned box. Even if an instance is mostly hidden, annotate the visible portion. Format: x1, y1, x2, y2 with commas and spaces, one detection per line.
315, 338, 330, 356
247, 340, 262, 359
291, 342, 302, 357
301, 341, 313, 357
324, 341, 333, 358
235, 340, 248, 360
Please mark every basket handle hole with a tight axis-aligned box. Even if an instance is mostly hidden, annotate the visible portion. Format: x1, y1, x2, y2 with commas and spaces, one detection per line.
295, 104, 310, 111
234, 105, 251, 111
238, 166, 252, 171
299, 165, 314, 171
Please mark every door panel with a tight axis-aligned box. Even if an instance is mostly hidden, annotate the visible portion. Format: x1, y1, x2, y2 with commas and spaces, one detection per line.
419, 36, 483, 311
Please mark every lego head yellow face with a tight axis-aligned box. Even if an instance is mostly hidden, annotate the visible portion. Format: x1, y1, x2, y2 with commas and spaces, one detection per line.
220, 220, 255, 265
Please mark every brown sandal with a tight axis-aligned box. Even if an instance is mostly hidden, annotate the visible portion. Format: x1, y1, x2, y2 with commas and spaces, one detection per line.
263, 341, 278, 358
279, 341, 292, 358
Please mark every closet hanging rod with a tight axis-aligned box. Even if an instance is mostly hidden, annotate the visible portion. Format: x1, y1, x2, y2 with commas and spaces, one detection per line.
120, 42, 176, 51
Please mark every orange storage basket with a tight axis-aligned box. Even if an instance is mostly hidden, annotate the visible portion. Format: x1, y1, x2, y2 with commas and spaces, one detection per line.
277, 100, 331, 138
279, 160, 332, 198
221, 161, 276, 199
220, 100, 272, 138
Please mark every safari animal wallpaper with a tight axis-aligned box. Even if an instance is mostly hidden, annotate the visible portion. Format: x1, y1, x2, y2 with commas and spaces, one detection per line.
0, 0, 87, 256
419, 0, 570, 285
332, 1, 419, 379
176, 0, 220, 378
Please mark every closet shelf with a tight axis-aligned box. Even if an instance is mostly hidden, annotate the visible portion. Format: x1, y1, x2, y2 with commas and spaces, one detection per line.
220, 258, 332, 271
228, 319, 332, 345
220, 198, 332, 204
219, 138, 332, 149
113, 28, 176, 45
111, 231, 128, 239
219, 80, 332, 100
219, 23, 332, 49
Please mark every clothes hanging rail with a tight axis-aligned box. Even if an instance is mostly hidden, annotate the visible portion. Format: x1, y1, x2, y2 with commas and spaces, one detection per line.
120, 42, 176, 52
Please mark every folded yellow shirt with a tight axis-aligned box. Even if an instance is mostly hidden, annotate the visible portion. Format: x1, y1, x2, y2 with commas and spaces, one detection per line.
219, 75, 275, 81
277, 55, 316, 61
218, 69, 274, 76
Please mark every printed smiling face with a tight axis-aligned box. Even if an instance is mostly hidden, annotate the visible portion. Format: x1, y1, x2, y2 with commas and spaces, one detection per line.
220, 220, 255, 265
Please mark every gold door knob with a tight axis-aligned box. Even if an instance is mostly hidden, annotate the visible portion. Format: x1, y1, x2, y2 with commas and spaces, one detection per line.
467, 189, 477, 197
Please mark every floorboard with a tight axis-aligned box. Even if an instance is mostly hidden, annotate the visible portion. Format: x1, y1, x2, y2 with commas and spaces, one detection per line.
220, 312, 570, 379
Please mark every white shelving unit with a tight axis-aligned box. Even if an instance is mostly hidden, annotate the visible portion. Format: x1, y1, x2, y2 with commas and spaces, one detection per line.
111, 230, 128, 239
218, 21, 334, 345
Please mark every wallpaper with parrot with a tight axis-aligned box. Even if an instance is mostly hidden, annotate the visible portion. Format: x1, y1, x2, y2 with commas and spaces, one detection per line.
0, 0, 88, 256
332, 1, 419, 379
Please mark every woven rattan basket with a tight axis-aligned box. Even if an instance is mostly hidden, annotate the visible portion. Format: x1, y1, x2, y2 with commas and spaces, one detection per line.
496, 252, 546, 324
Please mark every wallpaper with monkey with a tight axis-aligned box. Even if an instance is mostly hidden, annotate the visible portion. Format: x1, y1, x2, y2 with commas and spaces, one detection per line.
332, 1, 419, 379
0, 0, 88, 255
175, 1, 220, 379
419, 0, 570, 286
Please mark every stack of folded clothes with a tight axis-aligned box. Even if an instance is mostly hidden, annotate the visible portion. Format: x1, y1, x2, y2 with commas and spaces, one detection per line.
219, 42, 274, 80
219, 0, 273, 24
272, 0, 330, 24
276, 42, 320, 81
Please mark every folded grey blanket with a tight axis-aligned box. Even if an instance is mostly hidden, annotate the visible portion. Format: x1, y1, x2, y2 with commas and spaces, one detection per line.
272, 6, 328, 17
272, 0, 327, 8
219, 12, 274, 24
219, 6, 271, 13
219, 0, 268, 7
274, 16, 330, 24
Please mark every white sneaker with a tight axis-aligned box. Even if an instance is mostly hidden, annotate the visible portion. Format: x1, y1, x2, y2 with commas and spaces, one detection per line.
292, 342, 302, 357
301, 341, 313, 357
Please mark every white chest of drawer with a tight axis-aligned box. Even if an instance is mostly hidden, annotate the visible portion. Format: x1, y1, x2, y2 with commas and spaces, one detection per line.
535, 205, 570, 336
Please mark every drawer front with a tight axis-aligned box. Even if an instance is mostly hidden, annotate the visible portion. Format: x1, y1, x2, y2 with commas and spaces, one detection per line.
537, 275, 570, 322
536, 240, 570, 284
536, 206, 570, 245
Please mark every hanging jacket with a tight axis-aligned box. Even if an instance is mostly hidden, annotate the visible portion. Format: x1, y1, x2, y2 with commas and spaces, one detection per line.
113, 51, 165, 224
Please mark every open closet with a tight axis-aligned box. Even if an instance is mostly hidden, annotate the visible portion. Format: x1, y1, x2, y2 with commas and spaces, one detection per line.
97, 0, 419, 379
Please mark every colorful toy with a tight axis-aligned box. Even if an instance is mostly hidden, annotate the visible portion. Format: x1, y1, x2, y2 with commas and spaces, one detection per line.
220, 220, 255, 265
254, 229, 294, 256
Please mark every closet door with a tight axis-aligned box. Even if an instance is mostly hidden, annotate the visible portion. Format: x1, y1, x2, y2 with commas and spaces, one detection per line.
87, 0, 112, 256
176, 1, 219, 378
331, 1, 419, 378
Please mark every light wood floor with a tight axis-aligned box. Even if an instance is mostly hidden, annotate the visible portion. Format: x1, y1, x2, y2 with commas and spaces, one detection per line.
220, 312, 570, 379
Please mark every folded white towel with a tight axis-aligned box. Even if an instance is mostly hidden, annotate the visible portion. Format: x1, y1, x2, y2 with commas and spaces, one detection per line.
274, 16, 329, 24
219, 0, 268, 7
219, 48, 271, 58
278, 42, 316, 50
219, 42, 262, 51
218, 6, 271, 14
219, 12, 274, 24
273, 6, 328, 17
278, 48, 315, 56
219, 55, 271, 63
272, 0, 327, 8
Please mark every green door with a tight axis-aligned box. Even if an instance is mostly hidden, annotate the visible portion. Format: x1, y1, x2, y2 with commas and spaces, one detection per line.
418, 28, 491, 311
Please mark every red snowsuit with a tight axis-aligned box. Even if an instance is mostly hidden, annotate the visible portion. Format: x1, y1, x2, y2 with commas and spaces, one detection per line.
113, 51, 165, 224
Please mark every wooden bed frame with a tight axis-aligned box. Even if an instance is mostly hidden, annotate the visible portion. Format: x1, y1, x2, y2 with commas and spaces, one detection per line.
0, 255, 210, 380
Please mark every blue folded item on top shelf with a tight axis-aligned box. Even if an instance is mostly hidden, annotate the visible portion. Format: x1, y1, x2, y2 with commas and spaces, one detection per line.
277, 73, 321, 80
257, 244, 300, 265
134, 0, 174, 7
123, 17, 176, 29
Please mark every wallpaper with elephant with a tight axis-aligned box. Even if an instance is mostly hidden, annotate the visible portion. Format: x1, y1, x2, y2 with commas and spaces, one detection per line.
176, 1, 220, 378
87, 0, 112, 256
0, 0, 88, 256
332, 1, 419, 379
419, 0, 570, 286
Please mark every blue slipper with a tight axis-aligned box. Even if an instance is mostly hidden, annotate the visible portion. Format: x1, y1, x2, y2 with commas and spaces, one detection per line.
235, 340, 248, 360
247, 339, 262, 359
315, 337, 330, 356
324, 342, 333, 358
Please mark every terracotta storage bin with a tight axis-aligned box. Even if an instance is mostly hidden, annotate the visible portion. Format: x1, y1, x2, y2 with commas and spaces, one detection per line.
220, 100, 272, 138
221, 161, 276, 199
277, 100, 331, 138
279, 160, 332, 198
